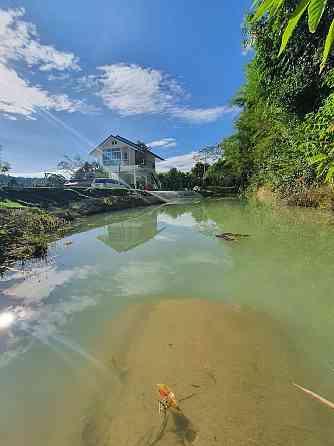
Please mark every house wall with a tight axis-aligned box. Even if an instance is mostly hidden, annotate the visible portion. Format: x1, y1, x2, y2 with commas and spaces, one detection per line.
99, 140, 134, 167
145, 151, 155, 169
128, 147, 136, 165
91, 137, 158, 187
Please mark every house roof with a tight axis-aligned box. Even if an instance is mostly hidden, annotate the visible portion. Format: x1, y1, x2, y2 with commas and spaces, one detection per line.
89, 133, 165, 160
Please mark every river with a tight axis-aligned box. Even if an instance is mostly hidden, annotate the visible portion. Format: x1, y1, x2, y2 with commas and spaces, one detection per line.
0, 199, 333, 445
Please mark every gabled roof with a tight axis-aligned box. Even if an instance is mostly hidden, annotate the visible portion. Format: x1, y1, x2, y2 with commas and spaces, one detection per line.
89, 133, 165, 160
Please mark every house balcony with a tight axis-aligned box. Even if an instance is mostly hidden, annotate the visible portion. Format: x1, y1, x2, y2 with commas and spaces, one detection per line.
103, 160, 155, 171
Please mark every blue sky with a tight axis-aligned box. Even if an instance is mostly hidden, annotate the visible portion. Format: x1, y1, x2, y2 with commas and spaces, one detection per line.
0, 0, 252, 174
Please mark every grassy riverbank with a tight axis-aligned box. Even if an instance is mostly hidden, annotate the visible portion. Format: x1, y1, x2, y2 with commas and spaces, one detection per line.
0, 188, 162, 272
0, 207, 67, 272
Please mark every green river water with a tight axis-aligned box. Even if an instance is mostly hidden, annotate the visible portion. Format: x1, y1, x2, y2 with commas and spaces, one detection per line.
0, 198, 334, 445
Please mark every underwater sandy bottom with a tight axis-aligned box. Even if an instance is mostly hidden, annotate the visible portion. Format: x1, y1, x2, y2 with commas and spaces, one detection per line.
79, 299, 333, 446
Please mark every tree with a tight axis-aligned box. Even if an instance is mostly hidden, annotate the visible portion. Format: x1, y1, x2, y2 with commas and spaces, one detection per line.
253, 0, 334, 71
0, 162, 11, 175
57, 154, 86, 174
57, 155, 106, 182
246, 0, 334, 116
157, 168, 193, 190
205, 159, 241, 188
193, 145, 222, 179
309, 148, 334, 184
217, 0, 334, 194
72, 161, 106, 181
44, 173, 67, 187
191, 162, 210, 186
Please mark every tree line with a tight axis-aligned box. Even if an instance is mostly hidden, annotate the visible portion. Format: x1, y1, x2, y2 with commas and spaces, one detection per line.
162, 1, 334, 197
218, 0, 334, 197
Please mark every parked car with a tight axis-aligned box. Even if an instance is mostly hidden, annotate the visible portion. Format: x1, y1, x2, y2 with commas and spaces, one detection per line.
64, 180, 92, 188
91, 178, 129, 189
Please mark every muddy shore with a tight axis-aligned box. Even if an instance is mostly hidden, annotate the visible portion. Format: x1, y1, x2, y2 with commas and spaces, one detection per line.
82, 299, 333, 446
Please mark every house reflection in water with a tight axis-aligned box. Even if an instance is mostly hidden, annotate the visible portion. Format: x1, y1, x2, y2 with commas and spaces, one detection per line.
97, 210, 163, 252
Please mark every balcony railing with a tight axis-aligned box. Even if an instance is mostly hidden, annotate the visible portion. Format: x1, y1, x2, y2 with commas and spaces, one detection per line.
103, 160, 155, 169
103, 159, 127, 166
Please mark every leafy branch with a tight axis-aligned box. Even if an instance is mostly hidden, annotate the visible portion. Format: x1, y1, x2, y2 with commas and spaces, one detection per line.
253, 0, 334, 71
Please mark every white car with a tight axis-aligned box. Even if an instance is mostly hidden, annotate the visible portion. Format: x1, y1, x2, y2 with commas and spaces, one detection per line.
91, 178, 129, 189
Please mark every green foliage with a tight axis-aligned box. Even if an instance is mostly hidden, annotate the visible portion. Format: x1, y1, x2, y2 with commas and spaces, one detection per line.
309, 149, 334, 183
73, 161, 107, 181
323, 17, 334, 69
191, 162, 210, 185
279, 0, 311, 56
157, 168, 193, 190
0, 199, 25, 209
308, 0, 327, 33
0, 208, 66, 270
205, 159, 241, 187
157, 163, 218, 191
216, 0, 334, 199
0, 162, 11, 174
253, 0, 333, 69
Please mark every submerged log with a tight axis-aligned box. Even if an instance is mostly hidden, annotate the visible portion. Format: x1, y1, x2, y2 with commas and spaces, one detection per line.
216, 232, 250, 241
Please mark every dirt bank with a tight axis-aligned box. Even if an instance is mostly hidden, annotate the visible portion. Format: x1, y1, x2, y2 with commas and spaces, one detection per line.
254, 184, 334, 210
0, 187, 163, 217
254, 186, 277, 204
84, 299, 333, 446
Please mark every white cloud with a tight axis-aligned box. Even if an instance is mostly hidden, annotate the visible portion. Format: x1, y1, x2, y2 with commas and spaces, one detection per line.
47, 73, 71, 81
3, 264, 95, 302
0, 8, 79, 71
159, 212, 197, 228
114, 261, 172, 297
148, 137, 176, 148
97, 63, 181, 115
0, 7, 85, 119
0, 64, 85, 118
171, 106, 236, 124
0, 9, 236, 123
11, 169, 72, 179
96, 63, 234, 124
156, 151, 197, 172
74, 74, 100, 92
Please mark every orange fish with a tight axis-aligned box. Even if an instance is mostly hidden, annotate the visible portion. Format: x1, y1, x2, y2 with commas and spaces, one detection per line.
157, 384, 180, 413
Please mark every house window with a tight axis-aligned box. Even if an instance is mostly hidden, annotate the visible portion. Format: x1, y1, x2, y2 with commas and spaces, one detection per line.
112, 140, 118, 145
103, 149, 112, 164
112, 150, 121, 160
103, 149, 121, 165
122, 151, 128, 161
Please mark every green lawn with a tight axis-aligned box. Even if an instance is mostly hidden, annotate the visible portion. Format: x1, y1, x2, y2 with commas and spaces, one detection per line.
0, 199, 25, 209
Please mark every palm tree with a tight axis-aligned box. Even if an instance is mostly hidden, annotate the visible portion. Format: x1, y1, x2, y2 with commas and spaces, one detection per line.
253, 0, 334, 71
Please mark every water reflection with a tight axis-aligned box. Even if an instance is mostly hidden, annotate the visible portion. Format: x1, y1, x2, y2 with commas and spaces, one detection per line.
97, 209, 164, 252
0, 310, 15, 330
0, 200, 334, 446
0, 264, 98, 368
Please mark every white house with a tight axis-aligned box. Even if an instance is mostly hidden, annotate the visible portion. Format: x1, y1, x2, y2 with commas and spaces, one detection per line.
89, 133, 164, 188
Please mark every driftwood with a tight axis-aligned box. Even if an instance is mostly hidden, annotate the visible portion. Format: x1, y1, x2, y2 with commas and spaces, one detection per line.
293, 383, 334, 410
216, 232, 250, 241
